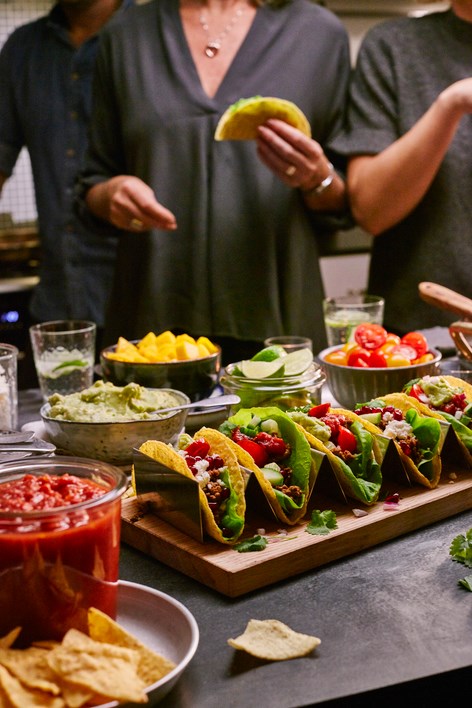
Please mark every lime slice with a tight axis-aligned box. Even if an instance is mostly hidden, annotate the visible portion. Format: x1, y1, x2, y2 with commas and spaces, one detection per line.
251, 345, 286, 362
281, 348, 313, 376
239, 359, 285, 379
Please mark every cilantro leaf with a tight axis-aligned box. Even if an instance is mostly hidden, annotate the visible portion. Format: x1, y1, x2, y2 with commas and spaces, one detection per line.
458, 575, 472, 592
449, 528, 472, 568
306, 509, 337, 536
234, 535, 268, 552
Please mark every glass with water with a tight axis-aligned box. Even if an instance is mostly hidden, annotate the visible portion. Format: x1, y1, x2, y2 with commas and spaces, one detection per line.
323, 295, 385, 347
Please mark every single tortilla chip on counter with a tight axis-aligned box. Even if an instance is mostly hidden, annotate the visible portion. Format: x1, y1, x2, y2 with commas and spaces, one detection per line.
214, 95, 311, 140
228, 619, 321, 661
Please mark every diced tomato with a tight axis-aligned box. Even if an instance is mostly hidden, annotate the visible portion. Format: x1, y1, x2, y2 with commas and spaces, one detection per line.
408, 383, 430, 404
354, 323, 388, 350
234, 437, 268, 467
368, 351, 388, 368
347, 348, 371, 367
185, 439, 210, 458
400, 331, 428, 358
337, 426, 357, 452
308, 403, 331, 418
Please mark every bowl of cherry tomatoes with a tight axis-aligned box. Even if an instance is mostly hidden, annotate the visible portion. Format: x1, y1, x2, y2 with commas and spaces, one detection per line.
317, 324, 442, 409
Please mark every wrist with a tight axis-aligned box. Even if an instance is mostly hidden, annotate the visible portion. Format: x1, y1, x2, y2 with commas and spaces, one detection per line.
301, 162, 335, 197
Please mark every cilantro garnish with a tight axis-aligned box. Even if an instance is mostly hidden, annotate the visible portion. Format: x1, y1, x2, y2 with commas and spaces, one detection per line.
234, 535, 268, 552
449, 528, 472, 592
306, 509, 337, 536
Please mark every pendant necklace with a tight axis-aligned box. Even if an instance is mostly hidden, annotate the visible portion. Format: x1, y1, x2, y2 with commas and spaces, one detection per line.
198, 4, 245, 58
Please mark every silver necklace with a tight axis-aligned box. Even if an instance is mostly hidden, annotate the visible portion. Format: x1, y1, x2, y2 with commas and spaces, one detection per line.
198, 4, 244, 58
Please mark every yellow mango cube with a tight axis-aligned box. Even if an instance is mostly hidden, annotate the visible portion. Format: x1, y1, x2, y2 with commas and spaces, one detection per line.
176, 340, 200, 360
196, 336, 219, 354
137, 331, 158, 351
155, 330, 176, 347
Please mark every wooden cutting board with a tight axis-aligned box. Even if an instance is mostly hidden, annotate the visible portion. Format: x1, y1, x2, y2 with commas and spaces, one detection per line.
121, 464, 472, 597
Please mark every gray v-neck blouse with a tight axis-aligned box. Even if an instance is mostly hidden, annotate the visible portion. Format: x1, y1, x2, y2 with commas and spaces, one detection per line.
80, 0, 351, 350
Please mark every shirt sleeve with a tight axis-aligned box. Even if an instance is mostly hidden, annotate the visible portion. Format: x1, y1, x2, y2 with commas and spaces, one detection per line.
0, 30, 25, 176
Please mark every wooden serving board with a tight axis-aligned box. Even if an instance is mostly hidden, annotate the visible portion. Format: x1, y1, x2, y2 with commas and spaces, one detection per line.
121, 464, 472, 597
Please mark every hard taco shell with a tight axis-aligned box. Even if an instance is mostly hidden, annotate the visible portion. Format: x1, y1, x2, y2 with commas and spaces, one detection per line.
214, 96, 311, 140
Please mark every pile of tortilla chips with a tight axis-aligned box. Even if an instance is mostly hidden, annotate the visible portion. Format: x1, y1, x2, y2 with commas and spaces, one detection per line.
105, 330, 219, 364
0, 608, 175, 707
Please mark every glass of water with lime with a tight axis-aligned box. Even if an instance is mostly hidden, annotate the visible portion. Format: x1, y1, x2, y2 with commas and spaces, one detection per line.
30, 320, 96, 400
323, 295, 385, 347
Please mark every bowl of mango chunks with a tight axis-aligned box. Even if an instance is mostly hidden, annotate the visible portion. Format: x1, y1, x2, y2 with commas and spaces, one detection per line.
100, 330, 221, 402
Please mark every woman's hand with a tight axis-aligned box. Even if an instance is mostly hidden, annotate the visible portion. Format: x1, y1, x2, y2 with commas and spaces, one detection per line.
256, 119, 332, 191
86, 175, 177, 231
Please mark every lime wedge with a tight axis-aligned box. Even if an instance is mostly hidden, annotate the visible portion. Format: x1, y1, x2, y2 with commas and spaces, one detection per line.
239, 359, 285, 379
251, 345, 287, 362
281, 348, 313, 376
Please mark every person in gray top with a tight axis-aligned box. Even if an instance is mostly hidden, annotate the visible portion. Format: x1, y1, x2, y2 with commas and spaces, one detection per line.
77, 0, 352, 363
332, 1, 472, 335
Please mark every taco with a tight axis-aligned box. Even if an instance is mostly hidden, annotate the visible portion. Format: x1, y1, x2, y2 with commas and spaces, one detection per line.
137, 427, 246, 544
287, 403, 383, 505
214, 95, 311, 140
218, 407, 314, 525
402, 374, 472, 464
353, 394, 443, 488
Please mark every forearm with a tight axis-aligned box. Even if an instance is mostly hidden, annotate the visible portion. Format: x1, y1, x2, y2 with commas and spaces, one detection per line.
348, 84, 467, 235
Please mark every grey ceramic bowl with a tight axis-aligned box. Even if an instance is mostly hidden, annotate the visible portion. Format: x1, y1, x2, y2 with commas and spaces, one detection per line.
100, 343, 221, 403
40, 388, 190, 466
317, 346, 442, 410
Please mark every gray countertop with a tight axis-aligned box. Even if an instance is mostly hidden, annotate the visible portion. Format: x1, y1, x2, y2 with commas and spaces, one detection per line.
17, 390, 472, 707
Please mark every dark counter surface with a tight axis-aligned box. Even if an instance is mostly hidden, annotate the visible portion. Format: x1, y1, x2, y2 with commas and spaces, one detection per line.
17, 389, 472, 707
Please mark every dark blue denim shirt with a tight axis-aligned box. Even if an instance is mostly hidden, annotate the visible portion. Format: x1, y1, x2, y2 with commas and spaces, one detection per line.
0, 1, 133, 324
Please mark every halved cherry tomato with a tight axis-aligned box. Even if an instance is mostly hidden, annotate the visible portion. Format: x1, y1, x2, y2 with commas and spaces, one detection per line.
414, 352, 434, 364
347, 348, 371, 367
386, 352, 411, 367
389, 344, 417, 362
369, 351, 388, 368
337, 426, 357, 452
325, 349, 348, 366
408, 383, 430, 404
400, 331, 428, 358
354, 324, 388, 350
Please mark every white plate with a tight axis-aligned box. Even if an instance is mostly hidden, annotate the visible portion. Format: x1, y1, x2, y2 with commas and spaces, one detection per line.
99, 580, 199, 707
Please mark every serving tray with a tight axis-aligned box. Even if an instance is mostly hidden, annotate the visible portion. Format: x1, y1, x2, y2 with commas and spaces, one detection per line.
121, 458, 472, 597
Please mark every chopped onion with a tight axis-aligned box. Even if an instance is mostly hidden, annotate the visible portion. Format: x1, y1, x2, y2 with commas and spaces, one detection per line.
352, 508, 368, 518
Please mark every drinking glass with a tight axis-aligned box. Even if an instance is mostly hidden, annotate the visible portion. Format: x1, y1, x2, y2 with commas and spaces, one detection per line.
0, 343, 18, 429
30, 320, 96, 400
263, 335, 313, 353
323, 295, 385, 347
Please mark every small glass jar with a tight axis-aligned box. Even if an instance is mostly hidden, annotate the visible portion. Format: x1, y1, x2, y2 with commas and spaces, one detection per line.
220, 362, 326, 413
0, 457, 127, 645
0, 343, 18, 430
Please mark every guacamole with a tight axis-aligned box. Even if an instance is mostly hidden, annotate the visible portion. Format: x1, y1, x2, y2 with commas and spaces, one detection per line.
47, 380, 181, 422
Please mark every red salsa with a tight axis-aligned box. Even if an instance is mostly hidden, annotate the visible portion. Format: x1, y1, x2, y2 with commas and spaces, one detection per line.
0, 470, 123, 646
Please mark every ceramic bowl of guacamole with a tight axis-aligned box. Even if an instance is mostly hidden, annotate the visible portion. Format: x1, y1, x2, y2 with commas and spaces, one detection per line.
40, 380, 190, 466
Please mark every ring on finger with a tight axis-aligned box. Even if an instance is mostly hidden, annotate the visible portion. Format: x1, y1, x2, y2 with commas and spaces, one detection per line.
129, 218, 144, 230
285, 165, 296, 177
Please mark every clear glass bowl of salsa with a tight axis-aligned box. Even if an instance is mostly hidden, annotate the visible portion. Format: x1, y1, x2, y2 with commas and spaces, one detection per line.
0, 457, 127, 645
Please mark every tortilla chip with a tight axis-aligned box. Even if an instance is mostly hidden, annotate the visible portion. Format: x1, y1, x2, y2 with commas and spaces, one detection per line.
87, 608, 175, 685
137, 427, 246, 544
0, 664, 64, 708
215, 96, 311, 140
0, 647, 60, 695
228, 619, 320, 660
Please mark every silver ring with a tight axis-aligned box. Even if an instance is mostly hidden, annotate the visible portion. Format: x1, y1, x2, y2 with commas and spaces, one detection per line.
285, 165, 296, 177
129, 218, 144, 230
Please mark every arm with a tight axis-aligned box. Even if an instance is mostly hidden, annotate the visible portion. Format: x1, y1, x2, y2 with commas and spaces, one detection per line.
348, 78, 472, 235
256, 119, 347, 212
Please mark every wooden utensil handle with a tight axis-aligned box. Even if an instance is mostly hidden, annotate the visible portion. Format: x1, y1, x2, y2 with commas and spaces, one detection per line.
418, 282, 472, 320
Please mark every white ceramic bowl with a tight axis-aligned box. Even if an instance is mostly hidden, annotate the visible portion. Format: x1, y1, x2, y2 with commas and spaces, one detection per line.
40, 388, 190, 466
317, 346, 442, 410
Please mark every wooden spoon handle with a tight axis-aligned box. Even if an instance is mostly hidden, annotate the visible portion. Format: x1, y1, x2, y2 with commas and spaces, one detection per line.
418, 282, 472, 320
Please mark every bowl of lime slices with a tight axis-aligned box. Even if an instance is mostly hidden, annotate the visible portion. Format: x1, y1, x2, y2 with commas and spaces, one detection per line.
220, 346, 325, 412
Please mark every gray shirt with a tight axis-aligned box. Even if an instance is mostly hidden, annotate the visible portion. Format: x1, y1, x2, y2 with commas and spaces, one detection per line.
79, 0, 351, 351
332, 9, 472, 334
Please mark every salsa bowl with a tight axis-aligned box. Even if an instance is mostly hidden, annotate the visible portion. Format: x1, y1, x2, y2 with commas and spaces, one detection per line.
318, 345, 442, 410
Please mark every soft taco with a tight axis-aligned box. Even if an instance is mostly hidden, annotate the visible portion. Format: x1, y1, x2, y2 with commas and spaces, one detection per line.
218, 407, 314, 525
402, 374, 472, 464
287, 403, 383, 505
354, 394, 443, 489
214, 95, 311, 140
137, 427, 246, 545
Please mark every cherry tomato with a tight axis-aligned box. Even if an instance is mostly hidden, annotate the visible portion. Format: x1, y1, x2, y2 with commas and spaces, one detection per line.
385, 333, 401, 345
325, 349, 348, 366
337, 426, 357, 452
401, 331, 428, 358
389, 344, 417, 362
369, 351, 388, 368
414, 352, 434, 364
386, 352, 411, 367
347, 348, 371, 367
354, 324, 388, 350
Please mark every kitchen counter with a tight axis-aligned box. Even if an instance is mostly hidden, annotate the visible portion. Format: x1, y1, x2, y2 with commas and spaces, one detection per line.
17, 390, 472, 707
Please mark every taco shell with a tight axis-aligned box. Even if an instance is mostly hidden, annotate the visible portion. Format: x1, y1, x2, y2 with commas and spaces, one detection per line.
357, 394, 442, 489
292, 408, 383, 505
137, 427, 246, 544
214, 96, 311, 140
